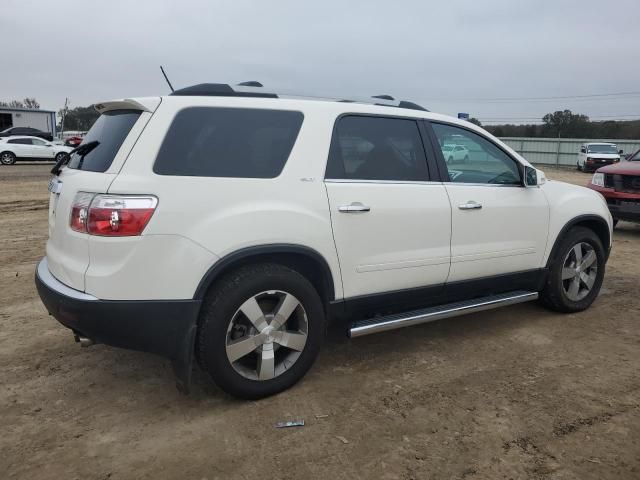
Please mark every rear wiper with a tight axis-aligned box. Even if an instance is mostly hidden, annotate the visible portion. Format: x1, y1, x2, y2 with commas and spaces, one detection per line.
51, 140, 100, 175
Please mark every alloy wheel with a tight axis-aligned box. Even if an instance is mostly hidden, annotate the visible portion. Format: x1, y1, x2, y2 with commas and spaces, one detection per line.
225, 290, 308, 381
561, 242, 598, 301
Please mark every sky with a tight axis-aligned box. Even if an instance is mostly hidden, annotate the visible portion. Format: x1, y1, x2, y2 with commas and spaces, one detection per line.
2, 0, 640, 124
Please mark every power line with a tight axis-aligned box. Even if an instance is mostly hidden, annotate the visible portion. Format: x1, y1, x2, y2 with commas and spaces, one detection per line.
424, 91, 640, 103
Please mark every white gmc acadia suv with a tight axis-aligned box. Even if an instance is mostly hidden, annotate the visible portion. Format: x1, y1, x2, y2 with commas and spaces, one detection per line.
35, 83, 613, 399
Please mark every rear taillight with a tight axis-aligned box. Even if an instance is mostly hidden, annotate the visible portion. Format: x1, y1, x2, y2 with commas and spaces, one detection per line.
70, 193, 158, 236
70, 192, 94, 232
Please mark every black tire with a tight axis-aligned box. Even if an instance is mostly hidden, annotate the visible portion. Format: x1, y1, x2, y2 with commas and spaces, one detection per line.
576, 162, 582, 171
55, 152, 68, 163
0, 151, 16, 165
196, 263, 325, 399
539, 226, 605, 313
463, 154, 469, 163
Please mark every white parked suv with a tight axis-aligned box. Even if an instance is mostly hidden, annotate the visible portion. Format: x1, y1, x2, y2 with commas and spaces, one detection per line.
35, 83, 613, 399
441, 144, 469, 163
0, 136, 73, 165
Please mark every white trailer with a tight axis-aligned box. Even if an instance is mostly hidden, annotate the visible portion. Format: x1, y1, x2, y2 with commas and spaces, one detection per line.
0, 107, 57, 137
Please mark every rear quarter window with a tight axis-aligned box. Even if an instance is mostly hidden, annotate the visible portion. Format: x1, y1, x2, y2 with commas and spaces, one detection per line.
153, 107, 304, 178
67, 109, 142, 172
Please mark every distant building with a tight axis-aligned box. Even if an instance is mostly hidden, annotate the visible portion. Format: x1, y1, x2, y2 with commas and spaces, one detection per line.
0, 107, 57, 137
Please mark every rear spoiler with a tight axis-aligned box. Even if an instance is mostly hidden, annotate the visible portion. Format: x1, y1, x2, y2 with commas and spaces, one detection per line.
94, 97, 161, 114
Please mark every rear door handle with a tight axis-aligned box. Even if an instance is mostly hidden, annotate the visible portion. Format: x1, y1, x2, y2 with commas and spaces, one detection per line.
458, 201, 482, 210
338, 202, 371, 213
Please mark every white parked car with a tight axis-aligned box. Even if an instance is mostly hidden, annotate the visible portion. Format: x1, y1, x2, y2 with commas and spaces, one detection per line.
0, 136, 73, 165
441, 144, 469, 163
35, 83, 613, 399
577, 142, 621, 172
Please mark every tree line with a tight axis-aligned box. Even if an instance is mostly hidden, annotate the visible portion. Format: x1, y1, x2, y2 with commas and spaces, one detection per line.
0, 98, 40, 109
482, 110, 640, 139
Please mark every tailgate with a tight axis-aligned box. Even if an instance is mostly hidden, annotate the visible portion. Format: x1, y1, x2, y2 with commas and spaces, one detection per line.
45, 99, 160, 291
47, 170, 116, 290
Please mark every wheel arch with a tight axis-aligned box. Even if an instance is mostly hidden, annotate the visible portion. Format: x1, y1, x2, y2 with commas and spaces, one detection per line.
546, 214, 611, 266
193, 244, 336, 304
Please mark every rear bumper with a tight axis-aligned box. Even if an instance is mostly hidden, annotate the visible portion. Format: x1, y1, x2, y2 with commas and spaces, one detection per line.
35, 257, 201, 392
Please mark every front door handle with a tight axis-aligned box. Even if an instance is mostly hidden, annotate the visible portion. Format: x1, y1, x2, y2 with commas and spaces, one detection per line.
338, 202, 371, 213
458, 201, 482, 210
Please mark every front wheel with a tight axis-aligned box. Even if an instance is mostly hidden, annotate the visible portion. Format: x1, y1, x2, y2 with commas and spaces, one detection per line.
0, 151, 16, 165
197, 263, 325, 399
540, 226, 605, 313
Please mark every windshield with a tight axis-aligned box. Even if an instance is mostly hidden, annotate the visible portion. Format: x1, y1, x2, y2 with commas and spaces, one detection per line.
587, 144, 618, 154
67, 109, 141, 172
442, 145, 453, 151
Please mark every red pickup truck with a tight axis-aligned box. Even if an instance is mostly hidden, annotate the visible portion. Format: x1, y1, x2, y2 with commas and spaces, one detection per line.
587, 149, 640, 225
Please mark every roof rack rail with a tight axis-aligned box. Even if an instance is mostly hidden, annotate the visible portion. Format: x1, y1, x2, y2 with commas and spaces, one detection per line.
169, 83, 428, 111
237, 81, 263, 87
372, 94, 395, 101
170, 83, 278, 98
398, 100, 428, 111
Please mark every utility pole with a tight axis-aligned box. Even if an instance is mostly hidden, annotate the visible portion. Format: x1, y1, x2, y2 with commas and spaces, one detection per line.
556, 125, 561, 167
60, 98, 69, 140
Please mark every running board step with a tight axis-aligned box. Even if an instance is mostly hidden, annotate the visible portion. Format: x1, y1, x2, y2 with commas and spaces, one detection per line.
349, 290, 538, 338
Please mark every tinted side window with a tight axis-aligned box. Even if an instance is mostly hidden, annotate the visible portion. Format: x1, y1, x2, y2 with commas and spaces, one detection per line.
8, 138, 32, 145
431, 123, 521, 185
326, 116, 428, 181
154, 107, 303, 178
67, 109, 142, 172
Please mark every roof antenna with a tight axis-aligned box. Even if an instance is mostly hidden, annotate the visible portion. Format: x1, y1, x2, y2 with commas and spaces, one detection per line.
160, 66, 174, 92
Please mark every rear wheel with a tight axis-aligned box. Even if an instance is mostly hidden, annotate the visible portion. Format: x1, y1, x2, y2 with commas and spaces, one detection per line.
55, 152, 68, 163
0, 151, 16, 165
577, 162, 583, 171
197, 263, 325, 399
540, 226, 605, 313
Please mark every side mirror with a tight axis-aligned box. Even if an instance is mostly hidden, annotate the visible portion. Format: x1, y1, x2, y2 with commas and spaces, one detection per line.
524, 166, 545, 187
619, 149, 624, 155
580, 148, 586, 153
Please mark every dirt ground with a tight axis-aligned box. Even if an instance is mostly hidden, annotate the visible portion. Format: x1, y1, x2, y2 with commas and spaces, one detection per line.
1, 164, 638, 480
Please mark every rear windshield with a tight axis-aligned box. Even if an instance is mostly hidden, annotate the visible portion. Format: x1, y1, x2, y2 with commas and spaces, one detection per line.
153, 107, 303, 178
67, 109, 141, 172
